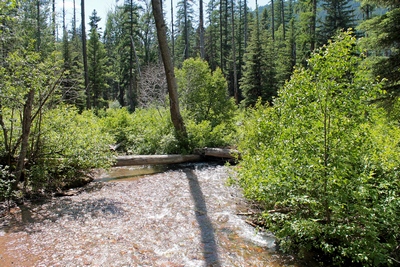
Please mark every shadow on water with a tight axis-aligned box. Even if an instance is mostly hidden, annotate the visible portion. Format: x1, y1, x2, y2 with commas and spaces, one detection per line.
3, 194, 124, 234
184, 168, 221, 267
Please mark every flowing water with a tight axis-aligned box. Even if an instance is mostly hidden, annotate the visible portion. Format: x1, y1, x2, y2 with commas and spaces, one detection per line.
0, 163, 299, 266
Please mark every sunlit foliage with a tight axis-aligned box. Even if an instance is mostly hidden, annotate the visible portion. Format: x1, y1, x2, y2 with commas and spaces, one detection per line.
235, 31, 400, 266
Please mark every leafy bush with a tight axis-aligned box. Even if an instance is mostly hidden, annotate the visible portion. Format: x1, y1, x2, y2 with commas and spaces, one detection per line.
186, 119, 235, 150
0, 165, 14, 200
176, 58, 236, 128
235, 31, 400, 266
28, 106, 115, 192
99, 107, 182, 154
97, 107, 134, 149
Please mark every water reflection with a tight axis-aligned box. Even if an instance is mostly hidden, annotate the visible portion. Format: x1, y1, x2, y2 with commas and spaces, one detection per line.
95, 165, 170, 182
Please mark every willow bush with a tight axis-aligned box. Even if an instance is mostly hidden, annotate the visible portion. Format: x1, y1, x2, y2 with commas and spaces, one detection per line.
235, 31, 400, 266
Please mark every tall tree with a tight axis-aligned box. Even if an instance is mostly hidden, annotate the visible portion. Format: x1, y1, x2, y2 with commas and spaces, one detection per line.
199, 0, 205, 58
319, 0, 355, 45
241, 4, 277, 106
174, 0, 195, 65
358, 0, 400, 110
231, 0, 238, 103
296, 0, 318, 65
81, 0, 89, 108
151, 0, 188, 145
205, 0, 219, 70
87, 10, 110, 109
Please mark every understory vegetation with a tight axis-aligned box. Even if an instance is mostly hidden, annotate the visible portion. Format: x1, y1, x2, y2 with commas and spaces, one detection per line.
0, 57, 237, 199
235, 32, 400, 266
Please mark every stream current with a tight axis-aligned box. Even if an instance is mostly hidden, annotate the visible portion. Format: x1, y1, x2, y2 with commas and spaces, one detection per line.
0, 163, 298, 266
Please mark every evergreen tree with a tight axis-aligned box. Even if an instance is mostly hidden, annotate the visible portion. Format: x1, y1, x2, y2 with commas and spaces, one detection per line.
296, 0, 318, 65
104, 8, 123, 102
319, 0, 355, 45
358, 0, 400, 111
118, 0, 141, 111
16, 0, 54, 55
137, 0, 157, 64
240, 15, 277, 106
205, 0, 220, 70
87, 10, 110, 109
174, 0, 196, 65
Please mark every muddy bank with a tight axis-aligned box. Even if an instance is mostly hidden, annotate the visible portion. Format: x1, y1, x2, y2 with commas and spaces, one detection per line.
0, 163, 297, 266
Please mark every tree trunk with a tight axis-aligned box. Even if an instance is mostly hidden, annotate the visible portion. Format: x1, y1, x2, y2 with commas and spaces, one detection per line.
184, 0, 189, 59
219, 0, 223, 69
36, 0, 41, 51
14, 89, 35, 187
81, 0, 89, 109
115, 154, 202, 166
73, 0, 76, 37
171, 0, 175, 59
281, 0, 285, 39
231, 0, 238, 103
311, 0, 317, 51
151, 0, 188, 144
271, 0, 275, 40
52, 0, 56, 39
128, 0, 135, 112
199, 0, 205, 58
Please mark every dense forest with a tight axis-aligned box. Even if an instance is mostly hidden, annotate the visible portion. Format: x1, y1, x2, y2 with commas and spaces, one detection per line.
1, 0, 400, 265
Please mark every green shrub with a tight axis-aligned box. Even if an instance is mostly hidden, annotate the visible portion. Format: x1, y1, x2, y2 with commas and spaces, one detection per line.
235, 31, 400, 266
186, 119, 236, 150
29, 106, 115, 192
97, 107, 134, 150
99, 107, 182, 154
176, 58, 237, 128
0, 165, 14, 200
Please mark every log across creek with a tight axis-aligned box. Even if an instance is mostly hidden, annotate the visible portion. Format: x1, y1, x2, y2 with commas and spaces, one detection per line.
114, 148, 240, 167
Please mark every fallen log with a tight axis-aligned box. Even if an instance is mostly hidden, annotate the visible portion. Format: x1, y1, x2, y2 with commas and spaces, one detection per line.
114, 154, 202, 167
201, 147, 241, 160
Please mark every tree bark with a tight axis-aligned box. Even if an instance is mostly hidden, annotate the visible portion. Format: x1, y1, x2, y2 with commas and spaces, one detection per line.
199, 0, 205, 58
271, 0, 275, 40
81, 0, 90, 109
151, 0, 188, 144
14, 89, 35, 187
184, 0, 189, 59
115, 154, 201, 166
231, 0, 238, 103
311, 0, 317, 51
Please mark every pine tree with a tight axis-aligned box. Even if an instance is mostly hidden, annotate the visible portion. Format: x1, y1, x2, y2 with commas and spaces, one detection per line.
241, 13, 277, 106
319, 0, 355, 45
296, 0, 318, 65
205, 0, 220, 70
174, 0, 196, 65
87, 10, 110, 109
358, 1, 400, 108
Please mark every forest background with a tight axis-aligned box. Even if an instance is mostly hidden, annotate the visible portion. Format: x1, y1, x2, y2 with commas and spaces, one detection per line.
1, 0, 400, 266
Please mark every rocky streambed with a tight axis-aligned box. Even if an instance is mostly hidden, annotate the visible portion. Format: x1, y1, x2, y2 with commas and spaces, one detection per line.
0, 163, 298, 266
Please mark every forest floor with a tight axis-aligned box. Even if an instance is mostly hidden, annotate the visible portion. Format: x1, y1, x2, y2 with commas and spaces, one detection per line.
0, 163, 298, 267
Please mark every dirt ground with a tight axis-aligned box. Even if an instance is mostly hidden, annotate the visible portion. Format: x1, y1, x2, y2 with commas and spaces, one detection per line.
0, 163, 297, 267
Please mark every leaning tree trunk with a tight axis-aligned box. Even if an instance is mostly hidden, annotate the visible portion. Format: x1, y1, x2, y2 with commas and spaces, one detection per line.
14, 89, 34, 188
151, 0, 188, 145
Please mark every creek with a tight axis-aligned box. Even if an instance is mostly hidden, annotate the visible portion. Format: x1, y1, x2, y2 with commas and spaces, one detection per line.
0, 163, 299, 266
